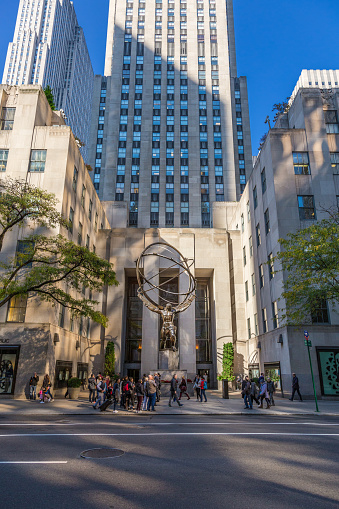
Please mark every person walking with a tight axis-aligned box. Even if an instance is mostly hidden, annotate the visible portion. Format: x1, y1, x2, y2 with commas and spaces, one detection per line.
267, 377, 276, 406
193, 375, 201, 401
147, 375, 157, 411
112, 378, 120, 413
241, 375, 252, 409
87, 373, 96, 403
289, 373, 303, 401
258, 372, 265, 384
258, 379, 271, 409
93, 376, 105, 409
41, 374, 54, 403
178, 376, 190, 400
250, 378, 260, 406
142, 376, 149, 411
169, 374, 183, 407
200, 375, 207, 402
135, 378, 144, 413
29, 372, 39, 400
154, 373, 161, 402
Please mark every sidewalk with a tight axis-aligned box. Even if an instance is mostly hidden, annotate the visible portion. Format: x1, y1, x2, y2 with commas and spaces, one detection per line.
1, 391, 338, 417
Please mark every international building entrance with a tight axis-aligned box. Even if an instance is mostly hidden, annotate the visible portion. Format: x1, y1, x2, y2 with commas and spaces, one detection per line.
0, 346, 20, 395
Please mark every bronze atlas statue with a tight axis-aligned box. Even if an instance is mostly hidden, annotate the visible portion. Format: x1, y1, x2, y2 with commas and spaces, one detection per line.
136, 242, 196, 351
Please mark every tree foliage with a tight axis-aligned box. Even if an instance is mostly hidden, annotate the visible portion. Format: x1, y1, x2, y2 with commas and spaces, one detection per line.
104, 341, 116, 378
275, 211, 339, 325
218, 342, 235, 381
44, 85, 56, 111
258, 132, 268, 152
272, 96, 291, 122
0, 178, 118, 327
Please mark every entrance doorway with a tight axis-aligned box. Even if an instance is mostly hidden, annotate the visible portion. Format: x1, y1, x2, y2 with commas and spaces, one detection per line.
0, 346, 20, 395
264, 362, 282, 392
127, 368, 140, 382
198, 369, 210, 388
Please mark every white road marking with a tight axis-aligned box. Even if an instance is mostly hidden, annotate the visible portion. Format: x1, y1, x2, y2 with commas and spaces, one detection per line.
0, 432, 338, 438
0, 421, 338, 427
0, 461, 67, 464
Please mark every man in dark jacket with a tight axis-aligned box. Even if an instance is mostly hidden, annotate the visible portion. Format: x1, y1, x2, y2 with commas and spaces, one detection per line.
241, 376, 252, 409
154, 373, 161, 402
29, 373, 39, 400
267, 377, 276, 406
289, 373, 303, 401
169, 374, 183, 407
88, 373, 96, 403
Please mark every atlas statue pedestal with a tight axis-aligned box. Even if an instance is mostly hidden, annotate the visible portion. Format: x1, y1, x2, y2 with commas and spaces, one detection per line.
159, 349, 179, 370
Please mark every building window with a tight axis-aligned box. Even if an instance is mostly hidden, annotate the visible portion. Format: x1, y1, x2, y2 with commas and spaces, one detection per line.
261, 167, 266, 193
324, 110, 339, 134
58, 305, 65, 328
245, 281, 249, 302
259, 264, 264, 288
268, 253, 274, 280
81, 185, 86, 207
262, 308, 267, 333
254, 313, 258, 336
72, 167, 78, 192
29, 150, 46, 172
272, 301, 279, 329
293, 152, 310, 175
89, 200, 93, 221
253, 186, 258, 209
311, 298, 329, 324
69, 207, 74, 234
0, 107, 15, 130
247, 201, 250, 222
78, 223, 83, 245
251, 273, 256, 296
86, 234, 90, 249
196, 279, 211, 363
330, 152, 339, 174
126, 278, 142, 362
249, 236, 253, 257
243, 246, 246, 266
7, 294, 28, 323
247, 317, 251, 339
256, 223, 261, 246
298, 195, 316, 220
264, 208, 270, 234
241, 213, 244, 232
0, 149, 8, 171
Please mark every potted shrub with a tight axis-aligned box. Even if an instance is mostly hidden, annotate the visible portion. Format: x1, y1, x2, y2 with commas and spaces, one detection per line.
217, 342, 235, 399
67, 377, 82, 400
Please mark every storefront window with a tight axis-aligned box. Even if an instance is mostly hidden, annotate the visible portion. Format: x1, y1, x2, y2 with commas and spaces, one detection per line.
196, 279, 211, 363
248, 364, 259, 380
55, 361, 73, 389
77, 363, 88, 386
125, 278, 142, 362
0, 347, 20, 395
264, 362, 282, 391
317, 348, 339, 396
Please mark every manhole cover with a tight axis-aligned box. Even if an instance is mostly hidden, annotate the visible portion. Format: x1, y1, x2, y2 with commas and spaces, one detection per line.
80, 448, 125, 459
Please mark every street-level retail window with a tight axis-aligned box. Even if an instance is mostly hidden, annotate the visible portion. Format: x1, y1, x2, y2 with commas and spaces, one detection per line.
248, 363, 259, 380
77, 363, 88, 387
264, 362, 282, 391
317, 348, 339, 396
55, 360, 73, 389
0, 346, 20, 395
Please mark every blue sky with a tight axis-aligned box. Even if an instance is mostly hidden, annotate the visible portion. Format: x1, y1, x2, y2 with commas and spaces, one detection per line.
1, 0, 338, 153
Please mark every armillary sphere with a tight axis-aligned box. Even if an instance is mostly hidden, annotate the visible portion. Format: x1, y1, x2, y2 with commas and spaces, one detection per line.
136, 242, 196, 310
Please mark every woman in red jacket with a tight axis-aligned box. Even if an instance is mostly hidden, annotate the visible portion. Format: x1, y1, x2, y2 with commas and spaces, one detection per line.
200, 376, 207, 402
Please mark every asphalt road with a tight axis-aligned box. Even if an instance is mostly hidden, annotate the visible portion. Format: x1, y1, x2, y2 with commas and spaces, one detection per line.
1, 414, 338, 509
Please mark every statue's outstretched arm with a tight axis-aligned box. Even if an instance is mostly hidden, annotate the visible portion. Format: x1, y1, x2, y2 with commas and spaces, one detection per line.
174, 293, 196, 313
137, 289, 162, 314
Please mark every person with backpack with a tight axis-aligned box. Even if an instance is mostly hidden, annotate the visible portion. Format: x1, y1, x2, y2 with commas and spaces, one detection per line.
122, 377, 132, 410
112, 378, 120, 413
29, 372, 39, 400
93, 376, 105, 409
200, 375, 207, 402
267, 377, 276, 406
178, 376, 190, 400
241, 375, 251, 409
88, 373, 96, 403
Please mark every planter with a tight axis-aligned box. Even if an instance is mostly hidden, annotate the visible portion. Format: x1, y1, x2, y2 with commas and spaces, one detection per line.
68, 387, 80, 400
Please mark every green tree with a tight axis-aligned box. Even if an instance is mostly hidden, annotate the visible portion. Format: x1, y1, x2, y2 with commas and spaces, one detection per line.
275, 210, 339, 324
104, 341, 116, 378
0, 178, 118, 327
44, 86, 56, 111
272, 96, 291, 122
218, 342, 235, 381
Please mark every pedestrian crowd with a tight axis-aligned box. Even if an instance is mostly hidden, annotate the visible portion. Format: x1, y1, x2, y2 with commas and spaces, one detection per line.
240, 373, 276, 410
28, 373, 54, 403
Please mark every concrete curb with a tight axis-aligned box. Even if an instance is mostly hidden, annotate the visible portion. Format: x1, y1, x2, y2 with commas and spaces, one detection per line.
1, 411, 338, 417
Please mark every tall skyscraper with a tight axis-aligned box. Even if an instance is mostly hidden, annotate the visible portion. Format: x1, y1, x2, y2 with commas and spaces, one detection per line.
89, 0, 252, 228
3, 0, 94, 159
